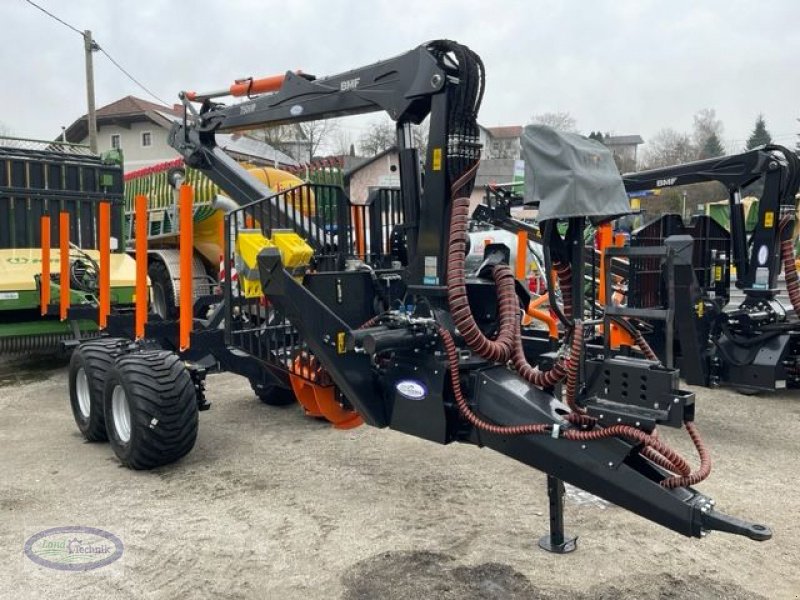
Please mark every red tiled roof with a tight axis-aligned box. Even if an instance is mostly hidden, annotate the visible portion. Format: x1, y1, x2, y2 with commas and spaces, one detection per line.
63, 96, 180, 143
94, 95, 180, 118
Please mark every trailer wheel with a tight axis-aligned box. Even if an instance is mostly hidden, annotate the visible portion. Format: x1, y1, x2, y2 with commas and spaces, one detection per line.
148, 260, 177, 320
104, 350, 198, 469
68, 338, 129, 442
251, 381, 296, 406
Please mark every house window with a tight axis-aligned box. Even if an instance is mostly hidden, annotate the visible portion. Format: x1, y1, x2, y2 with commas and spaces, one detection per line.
110, 134, 121, 149
141, 131, 152, 147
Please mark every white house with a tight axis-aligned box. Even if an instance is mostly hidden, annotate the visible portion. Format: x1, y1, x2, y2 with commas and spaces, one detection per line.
63, 96, 298, 172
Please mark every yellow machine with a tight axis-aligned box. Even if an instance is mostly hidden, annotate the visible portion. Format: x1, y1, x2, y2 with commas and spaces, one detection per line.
124, 159, 307, 317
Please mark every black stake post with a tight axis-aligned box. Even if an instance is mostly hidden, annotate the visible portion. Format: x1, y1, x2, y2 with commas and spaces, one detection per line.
538, 474, 577, 554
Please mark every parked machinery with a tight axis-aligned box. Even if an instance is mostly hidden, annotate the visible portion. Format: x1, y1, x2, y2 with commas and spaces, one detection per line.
620, 147, 800, 392
0, 137, 135, 354
67, 41, 770, 549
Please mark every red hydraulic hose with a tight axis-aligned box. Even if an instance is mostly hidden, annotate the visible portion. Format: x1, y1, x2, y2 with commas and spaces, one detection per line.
779, 216, 800, 316
440, 176, 710, 488
554, 261, 573, 321
446, 196, 517, 362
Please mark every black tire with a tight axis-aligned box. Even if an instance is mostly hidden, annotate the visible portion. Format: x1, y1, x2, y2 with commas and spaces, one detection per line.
148, 260, 177, 320
251, 381, 296, 406
68, 338, 129, 442
104, 350, 198, 469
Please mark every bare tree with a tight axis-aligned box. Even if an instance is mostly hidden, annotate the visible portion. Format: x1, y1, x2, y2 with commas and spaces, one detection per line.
301, 120, 339, 160
330, 127, 356, 157
641, 128, 696, 169
0, 121, 10, 137
252, 119, 340, 162
530, 111, 577, 133
359, 119, 396, 156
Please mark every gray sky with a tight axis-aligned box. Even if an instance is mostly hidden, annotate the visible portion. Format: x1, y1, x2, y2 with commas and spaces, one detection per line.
4, 0, 800, 153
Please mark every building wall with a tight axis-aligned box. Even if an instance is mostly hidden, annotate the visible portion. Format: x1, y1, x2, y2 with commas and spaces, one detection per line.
607, 144, 638, 172
348, 151, 400, 205
80, 121, 177, 172
488, 137, 521, 159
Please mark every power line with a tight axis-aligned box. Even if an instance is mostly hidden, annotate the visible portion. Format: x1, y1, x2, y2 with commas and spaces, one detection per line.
96, 46, 170, 106
23, 0, 170, 106
23, 0, 82, 36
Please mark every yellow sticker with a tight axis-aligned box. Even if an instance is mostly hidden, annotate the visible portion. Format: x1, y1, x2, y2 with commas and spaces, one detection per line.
336, 331, 346, 354
764, 211, 774, 228
696, 301, 704, 317
714, 265, 722, 281
431, 148, 442, 171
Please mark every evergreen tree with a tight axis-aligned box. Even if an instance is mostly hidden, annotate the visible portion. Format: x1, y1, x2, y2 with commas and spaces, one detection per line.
588, 131, 604, 142
746, 114, 772, 150
699, 132, 725, 159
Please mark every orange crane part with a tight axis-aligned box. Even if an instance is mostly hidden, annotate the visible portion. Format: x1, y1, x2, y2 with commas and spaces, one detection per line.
596, 223, 634, 349
529, 292, 549, 310
185, 72, 297, 102
522, 303, 558, 339
40, 215, 50, 316
289, 356, 363, 429
179, 185, 194, 351
515, 230, 528, 280
135, 195, 148, 339
59, 212, 70, 321
98, 202, 111, 328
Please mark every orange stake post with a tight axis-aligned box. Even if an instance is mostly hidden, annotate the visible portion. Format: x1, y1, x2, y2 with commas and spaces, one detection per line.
98, 202, 111, 328
179, 185, 193, 350
353, 207, 365, 259
40, 215, 50, 315
135, 195, 148, 339
59, 212, 70, 321
597, 223, 613, 304
515, 230, 528, 280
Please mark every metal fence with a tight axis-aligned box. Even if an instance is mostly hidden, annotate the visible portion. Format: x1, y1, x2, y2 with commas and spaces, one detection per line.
0, 139, 124, 250
223, 183, 402, 372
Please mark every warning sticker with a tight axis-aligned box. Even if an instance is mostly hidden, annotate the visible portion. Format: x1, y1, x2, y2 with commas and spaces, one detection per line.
431, 148, 442, 171
423, 256, 439, 285
764, 211, 774, 228
336, 332, 346, 354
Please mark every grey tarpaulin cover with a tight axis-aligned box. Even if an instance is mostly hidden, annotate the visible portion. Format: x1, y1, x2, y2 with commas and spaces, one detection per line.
522, 124, 631, 223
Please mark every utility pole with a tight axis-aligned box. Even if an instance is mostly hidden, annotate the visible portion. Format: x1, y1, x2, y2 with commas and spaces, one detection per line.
83, 30, 99, 153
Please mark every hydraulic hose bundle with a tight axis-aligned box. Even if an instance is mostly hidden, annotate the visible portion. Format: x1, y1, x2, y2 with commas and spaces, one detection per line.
779, 215, 800, 316
443, 188, 710, 488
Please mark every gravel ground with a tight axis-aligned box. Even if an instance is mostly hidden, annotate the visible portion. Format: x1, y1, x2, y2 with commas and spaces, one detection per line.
0, 355, 798, 599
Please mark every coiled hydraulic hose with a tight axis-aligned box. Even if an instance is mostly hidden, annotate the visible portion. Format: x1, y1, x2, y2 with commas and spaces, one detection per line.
441, 186, 711, 487
780, 215, 800, 316
447, 195, 576, 386
554, 261, 573, 321
436, 323, 702, 486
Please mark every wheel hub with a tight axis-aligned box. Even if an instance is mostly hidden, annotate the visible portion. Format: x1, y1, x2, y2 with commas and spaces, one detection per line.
111, 385, 132, 443
76, 367, 91, 419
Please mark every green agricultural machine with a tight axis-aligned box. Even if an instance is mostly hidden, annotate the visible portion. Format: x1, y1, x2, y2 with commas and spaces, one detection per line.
0, 136, 136, 354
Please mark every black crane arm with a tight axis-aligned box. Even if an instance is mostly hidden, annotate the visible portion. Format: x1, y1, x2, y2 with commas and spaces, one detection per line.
188, 46, 447, 133
168, 40, 485, 287
623, 149, 777, 192
623, 146, 800, 291
169, 42, 453, 208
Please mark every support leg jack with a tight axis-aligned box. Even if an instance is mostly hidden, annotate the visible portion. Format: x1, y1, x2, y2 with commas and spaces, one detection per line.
538, 475, 577, 554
